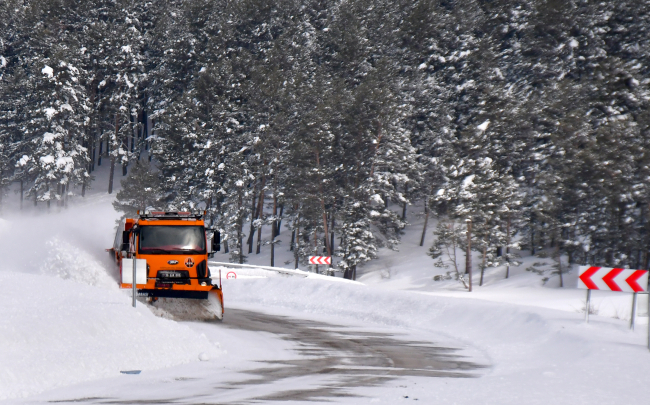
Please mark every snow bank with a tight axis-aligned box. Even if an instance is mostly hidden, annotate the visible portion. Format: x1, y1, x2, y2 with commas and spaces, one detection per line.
41, 236, 118, 290
224, 276, 650, 405
0, 272, 222, 400
0, 197, 222, 400
225, 277, 549, 356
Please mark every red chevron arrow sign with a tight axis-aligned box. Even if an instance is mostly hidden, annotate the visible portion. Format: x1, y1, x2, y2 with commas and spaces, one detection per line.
309, 256, 332, 265
578, 266, 648, 293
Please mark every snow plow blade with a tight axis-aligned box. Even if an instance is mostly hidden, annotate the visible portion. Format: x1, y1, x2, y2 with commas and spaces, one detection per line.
146, 286, 223, 321
209, 286, 224, 318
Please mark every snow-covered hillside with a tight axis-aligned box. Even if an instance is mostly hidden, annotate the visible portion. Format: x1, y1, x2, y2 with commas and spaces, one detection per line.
0, 191, 222, 400
1, 174, 650, 404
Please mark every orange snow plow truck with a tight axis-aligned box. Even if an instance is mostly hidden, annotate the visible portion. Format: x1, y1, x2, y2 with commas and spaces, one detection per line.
108, 211, 223, 319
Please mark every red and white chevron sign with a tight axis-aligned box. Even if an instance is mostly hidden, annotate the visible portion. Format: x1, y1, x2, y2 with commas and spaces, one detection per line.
578, 266, 648, 293
309, 256, 332, 265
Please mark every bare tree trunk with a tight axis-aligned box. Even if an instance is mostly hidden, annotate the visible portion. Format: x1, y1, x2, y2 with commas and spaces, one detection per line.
294, 212, 300, 269
271, 190, 278, 267
314, 230, 319, 274
256, 188, 265, 254
122, 114, 129, 176
276, 204, 284, 236
321, 210, 331, 256
89, 85, 96, 173
129, 112, 135, 154
247, 188, 257, 254
20, 180, 23, 210
238, 193, 244, 264
290, 204, 298, 251
148, 119, 154, 162
108, 115, 117, 194
402, 183, 408, 220
91, 136, 96, 172
557, 245, 564, 288
98, 131, 103, 166
505, 215, 511, 279
420, 196, 430, 247
479, 246, 487, 286
330, 215, 335, 254
466, 219, 472, 292
314, 150, 332, 256
530, 213, 535, 255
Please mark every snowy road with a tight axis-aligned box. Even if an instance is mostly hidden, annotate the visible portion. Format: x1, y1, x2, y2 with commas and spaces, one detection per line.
218, 308, 484, 401
21, 308, 484, 404
4, 188, 650, 405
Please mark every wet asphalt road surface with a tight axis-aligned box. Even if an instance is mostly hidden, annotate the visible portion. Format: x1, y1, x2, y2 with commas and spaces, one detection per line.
219, 309, 486, 402
42, 309, 486, 404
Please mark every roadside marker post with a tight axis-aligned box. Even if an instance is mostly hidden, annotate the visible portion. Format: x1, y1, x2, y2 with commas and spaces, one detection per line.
309, 256, 332, 265
630, 292, 638, 331
585, 289, 591, 323
132, 257, 136, 308
309, 256, 332, 275
578, 266, 650, 351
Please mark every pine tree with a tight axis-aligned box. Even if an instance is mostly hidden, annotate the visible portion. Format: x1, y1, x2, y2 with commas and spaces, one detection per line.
16, 4, 92, 207
113, 160, 163, 219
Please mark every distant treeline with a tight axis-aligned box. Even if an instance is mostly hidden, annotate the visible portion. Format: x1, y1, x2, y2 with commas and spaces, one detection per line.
1, 0, 649, 276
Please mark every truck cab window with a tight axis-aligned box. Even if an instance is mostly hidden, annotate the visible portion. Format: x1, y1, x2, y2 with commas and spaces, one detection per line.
139, 226, 206, 254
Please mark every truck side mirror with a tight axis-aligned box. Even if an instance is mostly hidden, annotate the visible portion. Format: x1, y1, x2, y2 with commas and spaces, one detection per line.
213, 231, 221, 252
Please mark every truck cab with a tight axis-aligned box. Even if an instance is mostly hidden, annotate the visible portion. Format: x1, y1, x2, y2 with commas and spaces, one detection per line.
109, 211, 223, 315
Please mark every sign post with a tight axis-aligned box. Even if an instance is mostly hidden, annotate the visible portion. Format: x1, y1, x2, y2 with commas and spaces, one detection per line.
309, 256, 332, 265
630, 293, 638, 330
309, 256, 332, 275
132, 257, 136, 308
578, 266, 649, 349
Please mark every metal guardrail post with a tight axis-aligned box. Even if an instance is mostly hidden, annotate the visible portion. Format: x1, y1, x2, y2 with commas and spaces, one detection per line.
585, 290, 591, 323
630, 292, 637, 330
132, 255, 136, 308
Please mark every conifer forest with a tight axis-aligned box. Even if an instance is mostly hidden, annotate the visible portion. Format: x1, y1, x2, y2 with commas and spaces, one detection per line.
1, 0, 649, 277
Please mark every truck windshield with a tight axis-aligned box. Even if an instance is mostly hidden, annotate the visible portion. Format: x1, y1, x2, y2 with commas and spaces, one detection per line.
139, 226, 206, 254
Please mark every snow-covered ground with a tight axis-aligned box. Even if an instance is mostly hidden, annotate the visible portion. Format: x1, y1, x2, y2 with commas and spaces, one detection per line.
0, 175, 222, 400
1, 165, 650, 404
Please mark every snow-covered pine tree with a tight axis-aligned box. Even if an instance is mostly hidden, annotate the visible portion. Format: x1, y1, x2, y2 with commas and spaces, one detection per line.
113, 160, 163, 220
0, 0, 25, 210
338, 198, 377, 280
19, 57, 91, 208
14, 0, 92, 207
